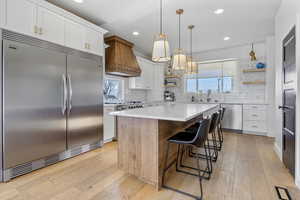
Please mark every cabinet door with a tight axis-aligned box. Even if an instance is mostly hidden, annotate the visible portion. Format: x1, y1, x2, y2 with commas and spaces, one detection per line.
86, 28, 103, 55
143, 62, 153, 90
0, 0, 5, 28
65, 19, 85, 52
37, 7, 65, 45
155, 64, 165, 100
6, 0, 37, 37
104, 106, 116, 142
129, 58, 145, 89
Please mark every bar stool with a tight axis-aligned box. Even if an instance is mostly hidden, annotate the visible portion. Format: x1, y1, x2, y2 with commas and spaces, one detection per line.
186, 112, 220, 162
219, 107, 226, 143
162, 118, 211, 200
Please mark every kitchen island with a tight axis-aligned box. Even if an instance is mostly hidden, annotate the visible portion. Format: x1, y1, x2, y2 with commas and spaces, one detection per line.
110, 103, 218, 189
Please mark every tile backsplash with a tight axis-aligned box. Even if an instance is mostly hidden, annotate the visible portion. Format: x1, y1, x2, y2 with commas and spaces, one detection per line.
168, 42, 268, 104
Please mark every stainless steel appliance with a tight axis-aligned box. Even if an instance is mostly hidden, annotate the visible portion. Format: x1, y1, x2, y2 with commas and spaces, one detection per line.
115, 101, 144, 111
221, 104, 243, 133
0, 30, 103, 181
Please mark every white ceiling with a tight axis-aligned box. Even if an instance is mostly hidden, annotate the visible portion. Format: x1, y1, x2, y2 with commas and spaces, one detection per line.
47, 0, 281, 57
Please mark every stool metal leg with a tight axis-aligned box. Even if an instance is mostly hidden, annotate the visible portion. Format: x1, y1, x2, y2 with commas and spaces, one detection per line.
178, 145, 211, 180
162, 143, 204, 200
162, 142, 171, 186
211, 130, 219, 161
196, 152, 204, 199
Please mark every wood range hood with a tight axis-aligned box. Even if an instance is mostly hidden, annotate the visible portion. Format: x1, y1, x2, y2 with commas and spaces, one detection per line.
105, 36, 141, 77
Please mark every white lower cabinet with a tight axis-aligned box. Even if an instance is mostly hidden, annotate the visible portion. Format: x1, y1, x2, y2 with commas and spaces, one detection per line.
221, 103, 268, 136
104, 106, 116, 142
243, 104, 267, 135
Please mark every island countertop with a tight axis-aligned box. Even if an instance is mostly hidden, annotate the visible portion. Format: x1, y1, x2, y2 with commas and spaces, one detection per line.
110, 103, 218, 122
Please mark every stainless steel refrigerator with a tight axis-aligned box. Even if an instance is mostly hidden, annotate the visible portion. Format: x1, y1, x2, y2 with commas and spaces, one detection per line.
0, 30, 103, 181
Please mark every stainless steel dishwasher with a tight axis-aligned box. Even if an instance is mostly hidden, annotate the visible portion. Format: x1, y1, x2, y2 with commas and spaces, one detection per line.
221, 104, 243, 133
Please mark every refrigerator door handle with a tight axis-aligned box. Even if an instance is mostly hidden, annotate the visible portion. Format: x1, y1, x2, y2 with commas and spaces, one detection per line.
67, 74, 73, 114
62, 74, 67, 115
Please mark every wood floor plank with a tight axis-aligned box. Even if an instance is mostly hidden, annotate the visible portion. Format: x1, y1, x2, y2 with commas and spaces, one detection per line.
0, 133, 299, 200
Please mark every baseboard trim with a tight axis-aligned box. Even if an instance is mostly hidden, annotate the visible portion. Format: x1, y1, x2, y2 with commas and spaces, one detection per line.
104, 138, 114, 144
274, 142, 282, 161
296, 179, 300, 189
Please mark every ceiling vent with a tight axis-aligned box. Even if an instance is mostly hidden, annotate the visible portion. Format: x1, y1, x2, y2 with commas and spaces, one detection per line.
105, 36, 141, 77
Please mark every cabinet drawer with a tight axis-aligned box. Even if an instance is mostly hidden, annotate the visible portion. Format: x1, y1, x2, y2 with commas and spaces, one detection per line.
243, 104, 266, 111
243, 110, 266, 121
243, 121, 267, 132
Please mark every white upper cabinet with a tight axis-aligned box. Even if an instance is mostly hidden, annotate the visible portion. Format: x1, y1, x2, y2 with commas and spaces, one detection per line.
2, 0, 107, 55
65, 20, 104, 55
65, 19, 85, 52
86, 28, 103, 55
0, 0, 6, 27
143, 61, 154, 90
129, 57, 154, 90
6, 0, 37, 37
37, 7, 65, 45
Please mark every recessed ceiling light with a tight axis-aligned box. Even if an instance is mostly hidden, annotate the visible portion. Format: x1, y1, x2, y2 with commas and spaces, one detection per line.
214, 9, 224, 15
73, 0, 84, 3
224, 36, 231, 41
132, 31, 140, 36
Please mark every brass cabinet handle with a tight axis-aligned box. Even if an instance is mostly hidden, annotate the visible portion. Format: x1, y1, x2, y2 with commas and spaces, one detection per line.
39, 27, 43, 35
34, 25, 38, 34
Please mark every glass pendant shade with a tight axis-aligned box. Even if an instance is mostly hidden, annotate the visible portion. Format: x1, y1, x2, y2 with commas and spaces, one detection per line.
186, 56, 198, 74
152, 34, 171, 62
172, 48, 187, 70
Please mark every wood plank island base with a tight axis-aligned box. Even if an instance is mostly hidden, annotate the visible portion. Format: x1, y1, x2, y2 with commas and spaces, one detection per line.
111, 103, 218, 189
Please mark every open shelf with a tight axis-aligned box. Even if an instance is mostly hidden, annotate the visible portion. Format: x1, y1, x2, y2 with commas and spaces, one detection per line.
165, 75, 181, 79
242, 80, 266, 85
164, 84, 177, 87
243, 68, 266, 73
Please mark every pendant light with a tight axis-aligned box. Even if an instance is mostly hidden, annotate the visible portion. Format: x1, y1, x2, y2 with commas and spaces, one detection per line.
152, 0, 171, 62
186, 25, 198, 74
249, 43, 257, 61
172, 9, 187, 71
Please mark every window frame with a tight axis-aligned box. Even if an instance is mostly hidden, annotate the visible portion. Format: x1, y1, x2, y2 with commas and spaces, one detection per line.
184, 58, 237, 94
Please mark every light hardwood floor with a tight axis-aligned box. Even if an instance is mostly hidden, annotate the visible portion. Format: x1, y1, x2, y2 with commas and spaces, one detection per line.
0, 132, 299, 200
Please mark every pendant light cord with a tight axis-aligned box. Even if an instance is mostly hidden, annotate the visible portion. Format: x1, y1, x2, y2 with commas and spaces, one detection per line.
190, 27, 192, 59
178, 13, 181, 49
160, 0, 163, 34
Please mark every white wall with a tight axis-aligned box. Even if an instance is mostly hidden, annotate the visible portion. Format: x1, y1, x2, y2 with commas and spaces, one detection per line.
265, 36, 276, 138
274, 0, 300, 187
171, 42, 273, 104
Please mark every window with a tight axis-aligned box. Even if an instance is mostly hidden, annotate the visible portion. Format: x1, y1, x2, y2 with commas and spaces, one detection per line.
185, 59, 238, 93
104, 78, 124, 103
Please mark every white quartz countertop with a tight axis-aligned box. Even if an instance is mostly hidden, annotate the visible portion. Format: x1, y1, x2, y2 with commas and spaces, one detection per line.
110, 103, 218, 122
